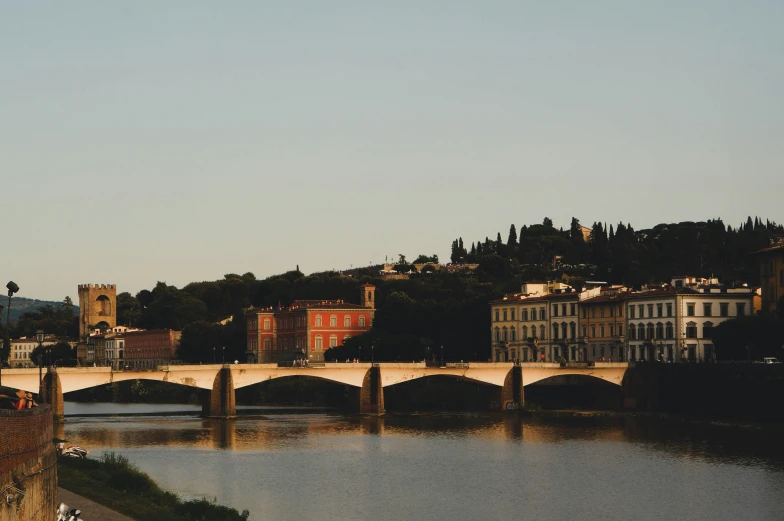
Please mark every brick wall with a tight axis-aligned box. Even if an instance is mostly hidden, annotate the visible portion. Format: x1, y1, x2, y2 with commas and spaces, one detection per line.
0, 406, 57, 521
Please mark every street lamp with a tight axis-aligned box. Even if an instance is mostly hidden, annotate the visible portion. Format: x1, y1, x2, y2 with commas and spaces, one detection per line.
371, 344, 374, 362
222, 346, 225, 364
440, 345, 444, 365
213, 347, 216, 364
36, 330, 45, 400
358, 345, 362, 362
2, 281, 20, 386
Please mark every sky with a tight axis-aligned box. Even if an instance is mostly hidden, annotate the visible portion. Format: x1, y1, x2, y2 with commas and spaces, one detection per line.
2, 1, 783, 301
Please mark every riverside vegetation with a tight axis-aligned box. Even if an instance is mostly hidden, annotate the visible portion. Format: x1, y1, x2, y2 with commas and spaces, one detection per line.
59, 452, 249, 521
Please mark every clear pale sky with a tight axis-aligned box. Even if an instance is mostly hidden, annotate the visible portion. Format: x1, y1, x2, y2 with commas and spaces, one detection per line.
2, 1, 783, 301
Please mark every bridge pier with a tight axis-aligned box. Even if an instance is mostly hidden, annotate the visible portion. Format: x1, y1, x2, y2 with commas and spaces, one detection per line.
500, 365, 524, 412
40, 369, 64, 422
203, 366, 236, 419
359, 366, 384, 415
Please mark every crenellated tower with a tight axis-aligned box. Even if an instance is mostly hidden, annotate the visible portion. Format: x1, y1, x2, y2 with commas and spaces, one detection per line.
77, 284, 117, 339
360, 283, 376, 309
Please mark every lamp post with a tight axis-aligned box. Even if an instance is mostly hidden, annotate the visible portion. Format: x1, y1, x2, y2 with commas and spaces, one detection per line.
440, 345, 444, 365
36, 330, 44, 400
358, 345, 362, 362
222, 346, 225, 364
2, 281, 20, 386
371, 344, 374, 363
213, 347, 216, 364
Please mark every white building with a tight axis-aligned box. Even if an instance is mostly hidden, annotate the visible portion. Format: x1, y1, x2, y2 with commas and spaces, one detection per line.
625, 283, 754, 362
8, 337, 59, 368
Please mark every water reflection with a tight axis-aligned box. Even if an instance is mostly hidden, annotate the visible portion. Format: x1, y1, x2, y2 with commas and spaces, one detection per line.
60, 403, 784, 521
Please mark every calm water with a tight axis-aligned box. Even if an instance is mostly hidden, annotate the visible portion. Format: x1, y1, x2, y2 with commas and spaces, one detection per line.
61, 403, 784, 521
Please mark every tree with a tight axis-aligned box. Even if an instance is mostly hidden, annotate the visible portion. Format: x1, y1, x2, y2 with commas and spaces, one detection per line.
507, 224, 518, 247
30, 342, 75, 367
116, 292, 142, 327
398, 254, 407, 265
543, 217, 553, 228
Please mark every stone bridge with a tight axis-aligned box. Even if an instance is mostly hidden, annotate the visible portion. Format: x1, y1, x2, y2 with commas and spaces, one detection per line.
1, 362, 628, 419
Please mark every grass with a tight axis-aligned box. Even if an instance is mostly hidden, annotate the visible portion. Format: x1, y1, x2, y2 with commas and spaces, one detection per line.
58, 453, 250, 521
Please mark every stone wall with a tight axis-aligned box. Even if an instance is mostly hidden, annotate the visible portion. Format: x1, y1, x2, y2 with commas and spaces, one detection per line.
0, 406, 57, 521
622, 363, 784, 418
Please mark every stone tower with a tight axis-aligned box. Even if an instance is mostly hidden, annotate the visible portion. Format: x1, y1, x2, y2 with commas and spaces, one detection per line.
360, 283, 376, 309
78, 284, 117, 339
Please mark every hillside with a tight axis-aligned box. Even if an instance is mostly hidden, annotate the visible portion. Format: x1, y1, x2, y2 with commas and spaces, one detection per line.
2, 297, 78, 322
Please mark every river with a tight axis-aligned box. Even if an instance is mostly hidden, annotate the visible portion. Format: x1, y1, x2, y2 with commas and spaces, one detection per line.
60, 402, 784, 521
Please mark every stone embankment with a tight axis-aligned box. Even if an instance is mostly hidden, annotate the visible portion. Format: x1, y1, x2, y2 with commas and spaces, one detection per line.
0, 405, 57, 521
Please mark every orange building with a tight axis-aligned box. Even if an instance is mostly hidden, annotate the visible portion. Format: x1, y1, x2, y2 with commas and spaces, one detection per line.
246, 284, 375, 363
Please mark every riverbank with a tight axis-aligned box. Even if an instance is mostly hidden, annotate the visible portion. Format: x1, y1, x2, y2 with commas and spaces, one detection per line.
58, 453, 249, 521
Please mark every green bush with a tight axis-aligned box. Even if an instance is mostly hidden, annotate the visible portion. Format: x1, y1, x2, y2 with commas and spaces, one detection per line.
59, 453, 249, 521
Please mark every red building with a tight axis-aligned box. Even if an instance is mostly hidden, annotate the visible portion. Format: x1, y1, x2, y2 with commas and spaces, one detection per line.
123, 329, 182, 370
246, 284, 376, 363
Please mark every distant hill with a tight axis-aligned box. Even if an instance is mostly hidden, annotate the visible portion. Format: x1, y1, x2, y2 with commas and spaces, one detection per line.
1, 297, 79, 322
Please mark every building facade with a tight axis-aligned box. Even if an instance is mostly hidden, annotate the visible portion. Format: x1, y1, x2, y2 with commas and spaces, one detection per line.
123, 329, 182, 370
8, 337, 59, 368
751, 244, 784, 314
246, 284, 376, 363
491, 277, 754, 364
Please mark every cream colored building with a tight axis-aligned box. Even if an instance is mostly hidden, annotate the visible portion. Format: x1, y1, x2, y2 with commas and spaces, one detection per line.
9, 337, 58, 367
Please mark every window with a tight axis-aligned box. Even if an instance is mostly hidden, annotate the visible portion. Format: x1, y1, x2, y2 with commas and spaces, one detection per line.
609, 325, 614, 337
703, 303, 712, 317
561, 304, 567, 316
609, 306, 614, 317
686, 324, 697, 339
504, 309, 508, 321
539, 308, 545, 320
647, 323, 655, 340
591, 325, 596, 338
494, 310, 499, 321
600, 325, 605, 337
503, 327, 508, 341
329, 335, 338, 348
600, 308, 605, 318
638, 324, 645, 339
522, 326, 528, 338
553, 324, 559, 340
592, 345, 596, 357
315, 336, 322, 351
628, 306, 635, 319
570, 304, 576, 316
583, 308, 587, 319
315, 315, 322, 327
638, 305, 644, 318
552, 305, 559, 317
703, 322, 713, 339
666, 303, 673, 317
511, 309, 516, 321
666, 322, 674, 339
657, 303, 663, 317
720, 303, 729, 317
523, 309, 528, 321
344, 316, 351, 327
359, 316, 366, 327
539, 325, 545, 338
570, 323, 576, 339
510, 327, 516, 341
647, 304, 654, 318
561, 323, 567, 339
330, 315, 337, 327
591, 308, 596, 318
687, 304, 695, 317
736, 303, 745, 317
581, 325, 587, 338
531, 326, 537, 339
656, 323, 663, 339
628, 324, 636, 340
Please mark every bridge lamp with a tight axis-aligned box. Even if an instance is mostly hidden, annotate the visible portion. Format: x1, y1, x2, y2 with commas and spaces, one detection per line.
2, 281, 20, 386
